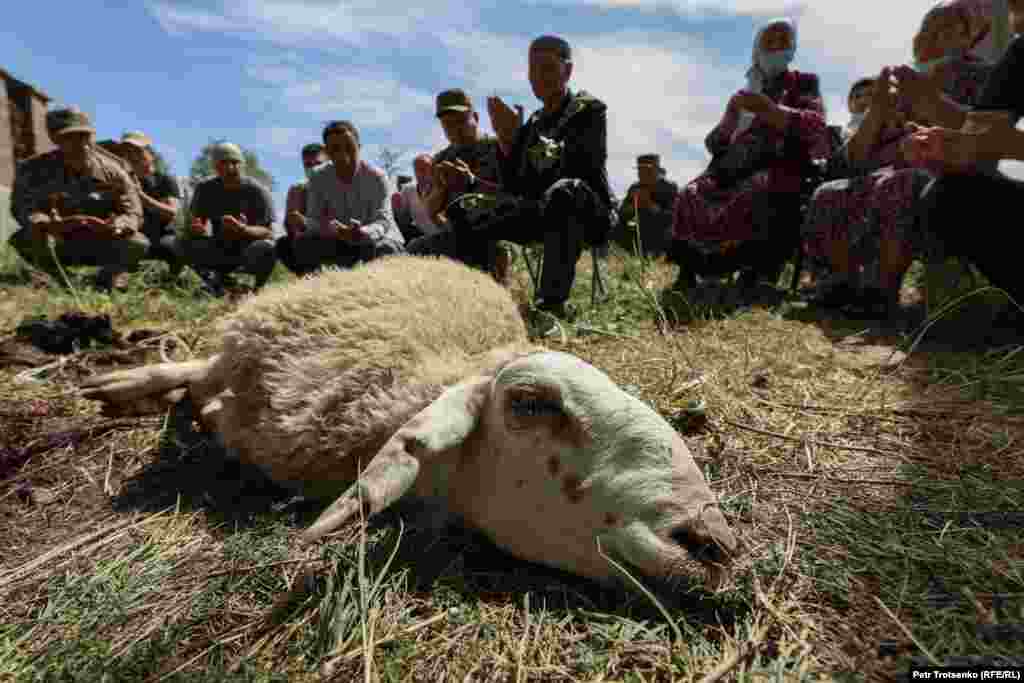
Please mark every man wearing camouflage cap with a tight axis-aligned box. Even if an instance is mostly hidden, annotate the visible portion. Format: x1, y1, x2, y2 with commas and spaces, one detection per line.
182, 141, 277, 295
8, 107, 146, 290
406, 88, 511, 285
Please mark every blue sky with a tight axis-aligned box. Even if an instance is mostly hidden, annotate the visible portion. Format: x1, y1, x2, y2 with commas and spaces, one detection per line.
4, 1, 938, 232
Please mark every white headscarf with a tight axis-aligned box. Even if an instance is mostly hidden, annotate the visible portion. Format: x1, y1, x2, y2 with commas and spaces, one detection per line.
733, 18, 798, 140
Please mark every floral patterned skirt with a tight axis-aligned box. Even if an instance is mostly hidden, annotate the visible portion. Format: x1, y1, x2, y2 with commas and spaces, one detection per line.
672, 166, 803, 255
800, 166, 933, 287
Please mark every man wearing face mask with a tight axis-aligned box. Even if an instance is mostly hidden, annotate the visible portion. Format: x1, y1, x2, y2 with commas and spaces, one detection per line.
276, 143, 327, 275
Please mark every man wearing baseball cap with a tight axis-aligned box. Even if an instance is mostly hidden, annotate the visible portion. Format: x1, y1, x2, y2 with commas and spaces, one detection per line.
118, 131, 185, 277
406, 88, 511, 284
8, 106, 147, 291
181, 141, 277, 295
613, 154, 678, 258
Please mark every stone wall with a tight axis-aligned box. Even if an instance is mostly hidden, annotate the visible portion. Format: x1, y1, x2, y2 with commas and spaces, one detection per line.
0, 69, 53, 246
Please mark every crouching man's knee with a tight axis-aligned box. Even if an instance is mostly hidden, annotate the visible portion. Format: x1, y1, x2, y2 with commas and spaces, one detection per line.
373, 238, 405, 258
243, 239, 278, 286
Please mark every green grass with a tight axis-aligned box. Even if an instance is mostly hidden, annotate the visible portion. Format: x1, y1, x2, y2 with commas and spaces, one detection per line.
1, 243, 1022, 681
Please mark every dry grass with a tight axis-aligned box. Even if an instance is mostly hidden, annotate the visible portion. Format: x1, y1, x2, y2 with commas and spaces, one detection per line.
0, 249, 1022, 682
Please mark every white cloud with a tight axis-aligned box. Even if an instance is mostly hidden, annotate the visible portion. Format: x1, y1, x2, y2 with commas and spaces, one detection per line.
148, 0, 480, 47
147, 0, 963, 200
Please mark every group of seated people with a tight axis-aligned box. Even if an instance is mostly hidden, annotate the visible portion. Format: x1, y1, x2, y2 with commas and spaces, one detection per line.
6, 1, 1024, 333
7, 34, 613, 320
667, 0, 1023, 329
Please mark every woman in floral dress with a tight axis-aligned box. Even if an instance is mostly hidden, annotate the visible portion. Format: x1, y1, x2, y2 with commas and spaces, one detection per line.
799, 1, 994, 316
669, 18, 830, 292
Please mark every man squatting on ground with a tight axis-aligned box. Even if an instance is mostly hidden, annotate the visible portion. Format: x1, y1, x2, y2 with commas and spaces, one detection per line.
8, 107, 146, 291
289, 120, 405, 273
275, 143, 328, 276
183, 142, 277, 294
116, 131, 185, 277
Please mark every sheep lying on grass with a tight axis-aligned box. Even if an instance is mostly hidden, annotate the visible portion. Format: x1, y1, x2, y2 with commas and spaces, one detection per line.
81, 256, 738, 589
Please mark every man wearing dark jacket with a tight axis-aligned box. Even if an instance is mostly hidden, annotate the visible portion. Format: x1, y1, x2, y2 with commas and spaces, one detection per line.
447, 35, 614, 318
614, 154, 678, 258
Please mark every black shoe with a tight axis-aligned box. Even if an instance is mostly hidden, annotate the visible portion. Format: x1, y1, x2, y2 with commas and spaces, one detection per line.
806, 275, 858, 309
840, 288, 899, 320
535, 298, 570, 320
671, 269, 697, 293
199, 271, 225, 298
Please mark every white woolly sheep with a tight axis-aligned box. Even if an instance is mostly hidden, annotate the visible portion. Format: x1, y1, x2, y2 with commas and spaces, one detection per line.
81, 256, 738, 589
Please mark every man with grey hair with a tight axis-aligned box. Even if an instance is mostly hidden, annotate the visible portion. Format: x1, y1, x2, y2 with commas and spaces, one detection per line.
182, 142, 277, 295
8, 106, 147, 291
445, 36, 615, 318
291, 120, 404, 273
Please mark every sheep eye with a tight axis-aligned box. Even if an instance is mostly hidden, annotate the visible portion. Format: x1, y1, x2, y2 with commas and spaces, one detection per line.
510, 396, 562, 418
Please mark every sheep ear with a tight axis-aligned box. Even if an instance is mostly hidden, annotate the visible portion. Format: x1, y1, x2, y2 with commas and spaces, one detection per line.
300, 374, 492, 544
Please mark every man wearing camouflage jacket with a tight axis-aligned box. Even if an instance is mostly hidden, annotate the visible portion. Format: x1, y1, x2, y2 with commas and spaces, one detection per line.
9, 107, 146, 290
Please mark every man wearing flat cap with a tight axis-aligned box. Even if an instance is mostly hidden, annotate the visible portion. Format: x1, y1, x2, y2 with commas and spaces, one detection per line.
444, 35, 615, 318
182, 141, 277, 294
613, 154, 679, 258
8, 106, 147, 290
406, 88, 510, 284
117, 131, 185, 277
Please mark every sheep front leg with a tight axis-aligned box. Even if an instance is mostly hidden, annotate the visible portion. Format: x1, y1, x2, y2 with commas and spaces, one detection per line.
80, 356, 220, 416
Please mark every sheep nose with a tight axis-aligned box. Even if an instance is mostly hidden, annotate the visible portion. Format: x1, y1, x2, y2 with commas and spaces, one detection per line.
669, 526, 729, 565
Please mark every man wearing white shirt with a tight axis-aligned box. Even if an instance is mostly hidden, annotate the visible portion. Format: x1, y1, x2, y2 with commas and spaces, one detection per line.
400, 154, 442, 238
292, 120, 405, 272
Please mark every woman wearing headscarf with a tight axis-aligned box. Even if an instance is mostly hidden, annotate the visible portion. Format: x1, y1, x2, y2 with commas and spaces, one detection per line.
669, 18, 829, 294
799, 1, 995, 317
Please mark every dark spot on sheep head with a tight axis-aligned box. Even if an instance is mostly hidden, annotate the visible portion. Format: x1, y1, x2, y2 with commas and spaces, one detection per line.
604, 512, 619, 527
501, 375, 588, 442
562, 474, 585, 503
547, 455, 560, 476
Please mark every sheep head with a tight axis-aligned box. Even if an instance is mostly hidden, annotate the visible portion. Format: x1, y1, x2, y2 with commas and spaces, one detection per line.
302, 349, 738, 591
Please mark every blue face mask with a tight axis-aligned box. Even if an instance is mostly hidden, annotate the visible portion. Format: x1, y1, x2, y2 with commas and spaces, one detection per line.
913, 47, 963, 74
304, 162, 326, 180
912, 54, 955, 74
757, 48, 794, 78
